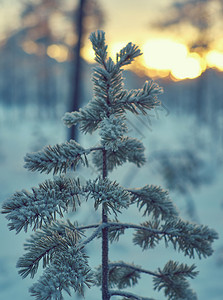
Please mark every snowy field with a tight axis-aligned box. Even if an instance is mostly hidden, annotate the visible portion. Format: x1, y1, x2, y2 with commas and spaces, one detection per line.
1, 105, 223, 300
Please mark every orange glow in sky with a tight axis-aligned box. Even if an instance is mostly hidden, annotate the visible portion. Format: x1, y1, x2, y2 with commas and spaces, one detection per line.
21, 37, 223, 81
81, 38, 207, 80
1, 0, 223, 81
141, 39, 204, 80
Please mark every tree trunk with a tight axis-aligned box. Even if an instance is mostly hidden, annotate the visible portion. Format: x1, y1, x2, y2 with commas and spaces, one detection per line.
69, 0, 85, 141
102, 149, 109, 300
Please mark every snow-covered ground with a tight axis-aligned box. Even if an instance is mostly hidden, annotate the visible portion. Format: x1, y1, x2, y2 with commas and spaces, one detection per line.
1, 105, 223, 300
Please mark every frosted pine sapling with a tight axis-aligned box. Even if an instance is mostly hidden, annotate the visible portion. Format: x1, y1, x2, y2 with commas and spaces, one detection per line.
2, 31, 218, 300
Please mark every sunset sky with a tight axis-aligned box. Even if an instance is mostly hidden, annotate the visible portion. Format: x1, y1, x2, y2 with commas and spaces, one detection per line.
1, 0, 223, 80
88, 0, 223, 79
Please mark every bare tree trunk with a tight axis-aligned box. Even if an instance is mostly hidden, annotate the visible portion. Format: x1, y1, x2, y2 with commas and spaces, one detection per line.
69, 0, 85, 141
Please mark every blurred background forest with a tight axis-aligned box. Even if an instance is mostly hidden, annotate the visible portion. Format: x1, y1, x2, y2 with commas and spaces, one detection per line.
1, 0, 223, 300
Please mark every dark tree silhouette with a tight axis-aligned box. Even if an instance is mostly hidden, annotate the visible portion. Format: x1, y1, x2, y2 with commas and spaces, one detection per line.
69, 0, 104, 140
69, 0, 85, 141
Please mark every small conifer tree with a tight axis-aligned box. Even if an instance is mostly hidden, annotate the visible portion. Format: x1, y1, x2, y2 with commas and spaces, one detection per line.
2, 31, 218, 300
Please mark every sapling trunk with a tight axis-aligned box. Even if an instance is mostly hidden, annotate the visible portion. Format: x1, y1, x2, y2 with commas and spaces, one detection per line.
102, 149, 109, 300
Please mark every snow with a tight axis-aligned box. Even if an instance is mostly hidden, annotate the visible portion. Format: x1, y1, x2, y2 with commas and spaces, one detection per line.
0, 105, 223, 300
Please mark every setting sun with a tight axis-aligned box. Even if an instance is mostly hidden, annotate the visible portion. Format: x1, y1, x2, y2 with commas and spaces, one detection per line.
143, 39, 188, 71
142, 39, 203, 80
171, 53, 203, 80
206, 50, 223, 71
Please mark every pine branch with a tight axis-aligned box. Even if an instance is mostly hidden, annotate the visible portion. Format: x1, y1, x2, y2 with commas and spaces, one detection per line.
109, 261, 198, 300
108, 225, 125, 243
116, 42, 142, 66
128, 185, 179, 220
107, 218, 125, 242
85, 177, 130, 215
92, 137, 146, 172
97, 220, 162, 244
108, 263, 141, 289
92, 60, 123, 105
107, 220, 165, 248
96, 221, 158, 243
80, 224, 105, 246
95, 261, 141, 290
77, 223, 101, 230
34, 219, 217, 262
123, 137, 146, 166
63, 98, 109, 134
90, 30, 136, 100
83, 220, 125, 243
100, 220, 218, 258
110, 290, 155, 300
89, 30, 108, 65
2, 176, 83, 232
29, 244, 94, 299
106, 221, 166, 234
108, 262, 157, 278
113, 81, 162, 115
17, 221, 84, 279
24, 140, 89, 175
163, 219, 219, 258
133, 220, 163, 249
99, 115, 128, 151
153, 260, 198, 300
17, 231, 63, 279
133, 219, 218, 258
